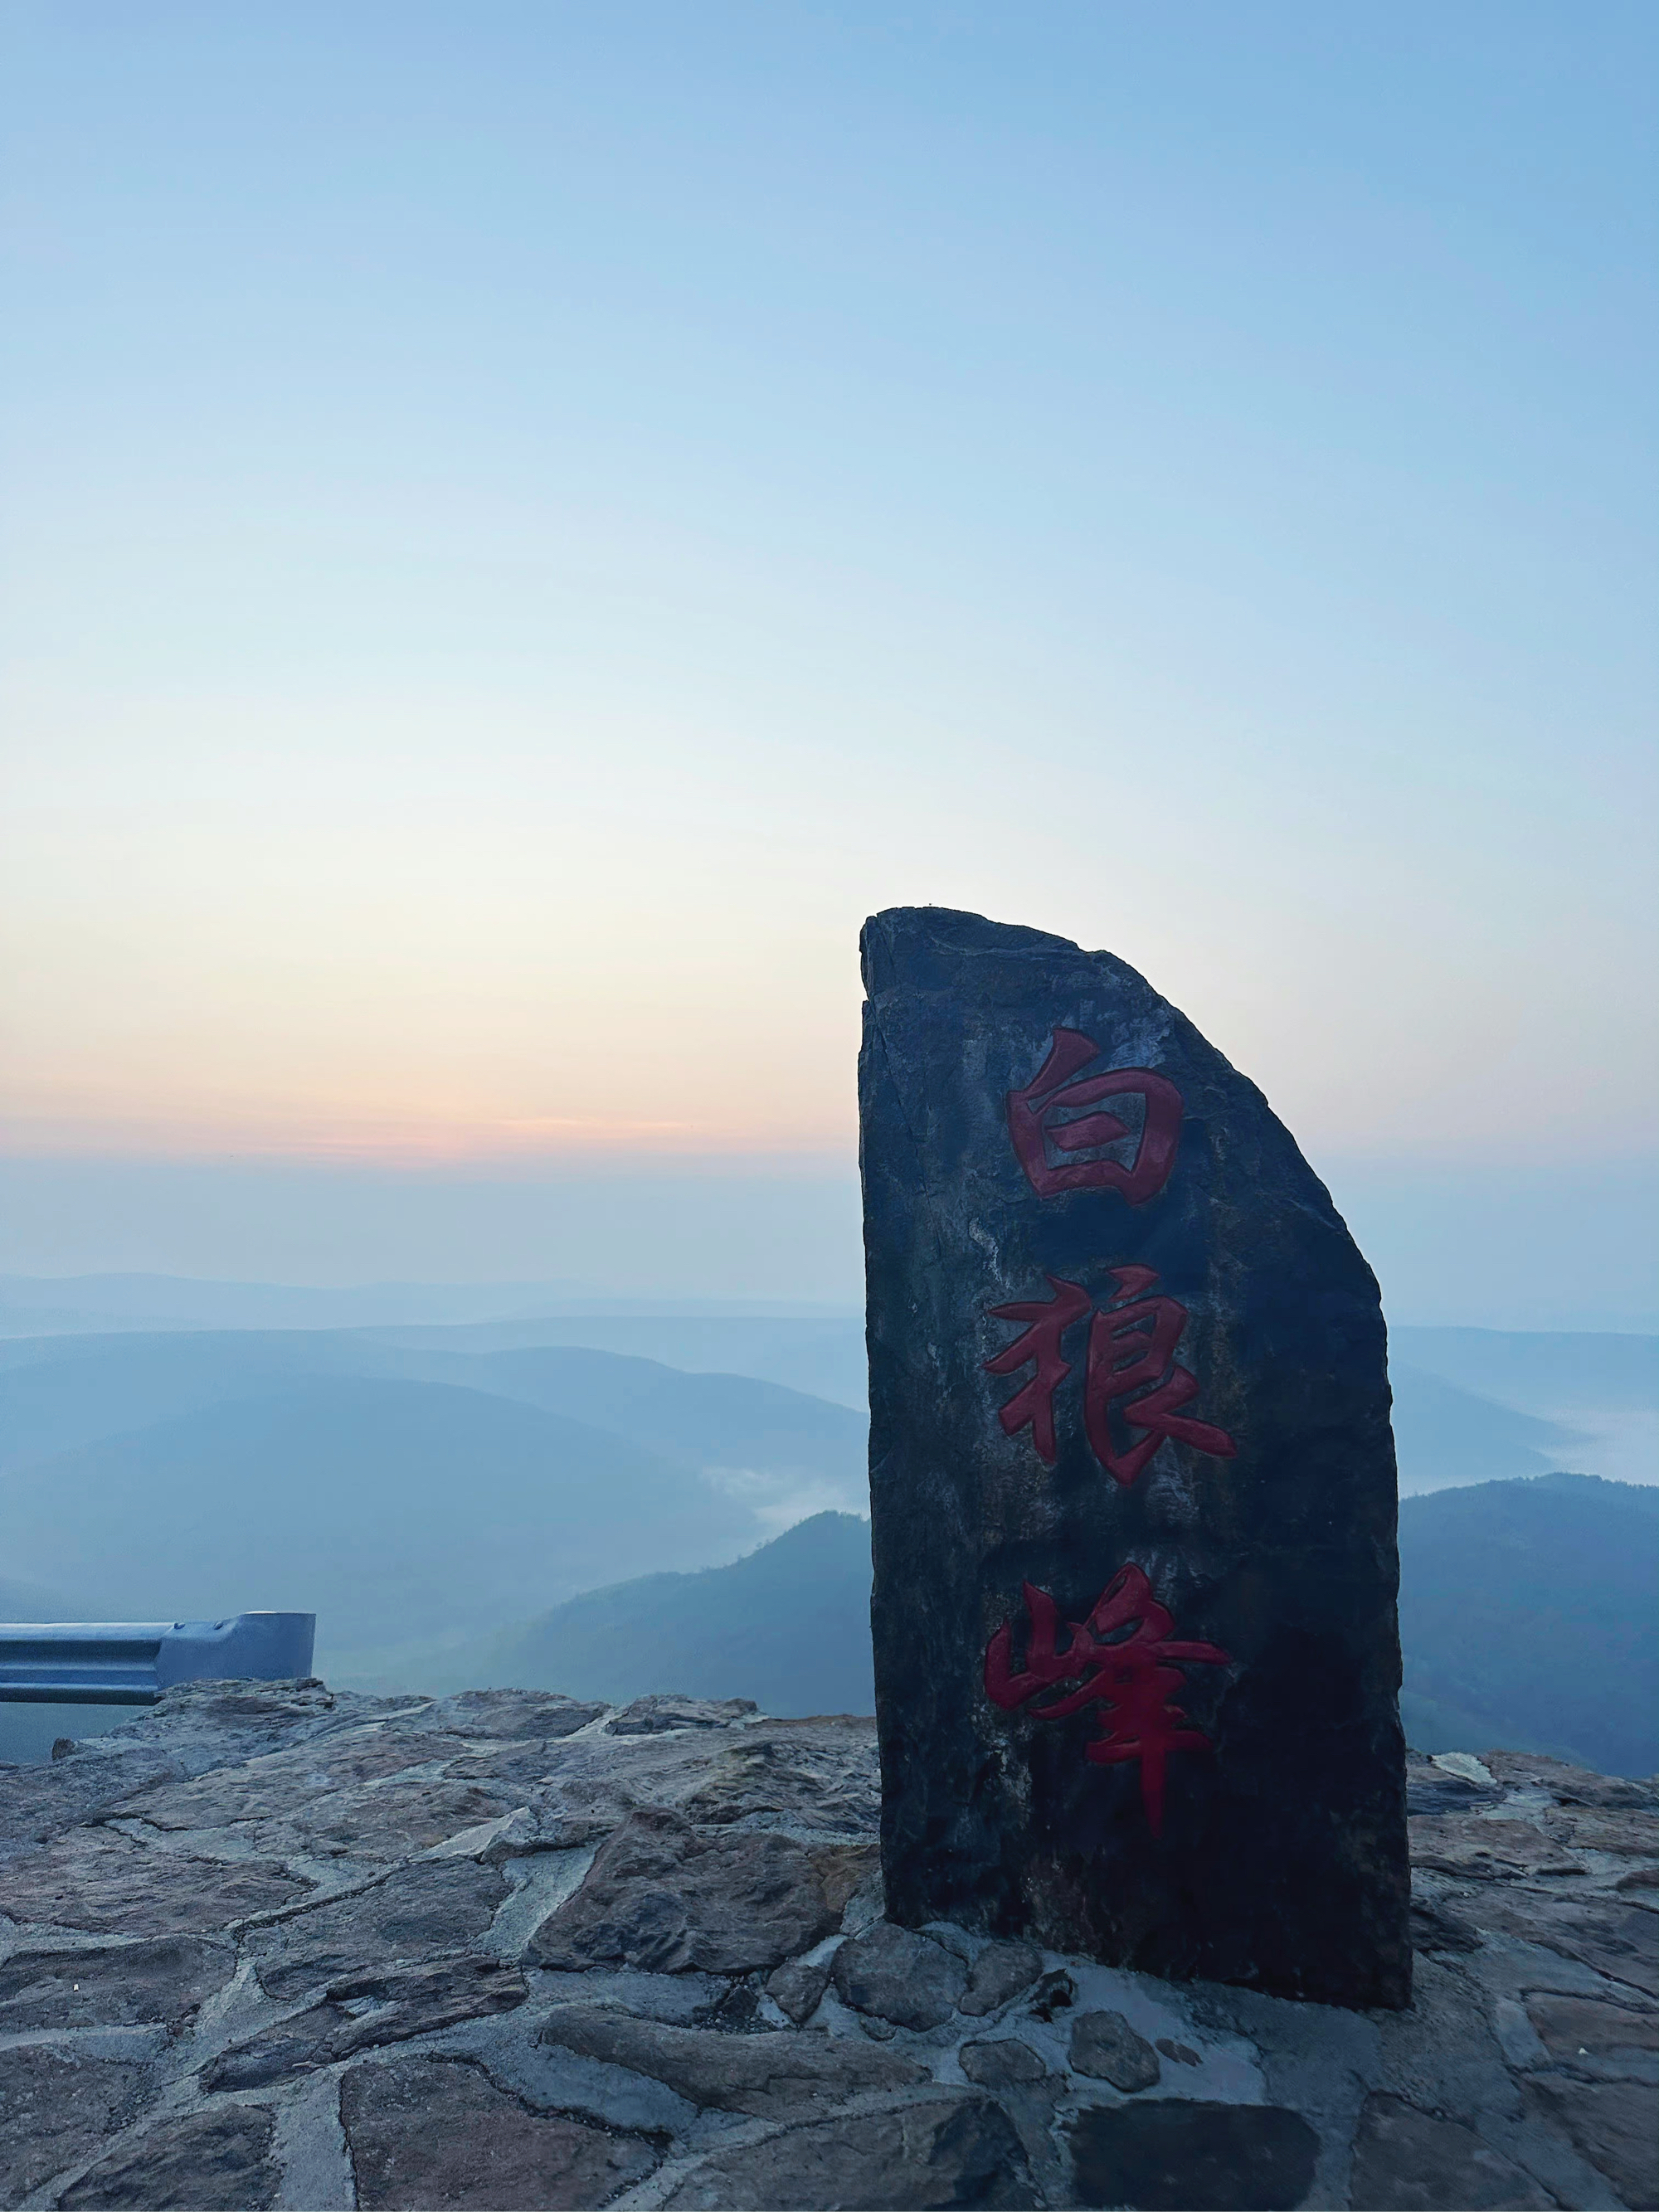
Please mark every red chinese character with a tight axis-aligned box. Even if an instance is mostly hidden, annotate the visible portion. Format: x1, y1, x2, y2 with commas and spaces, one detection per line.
984, 1564, 1230, 1834
983, 1275, 1092, 1463
985, 1268, 1236, 1485
1006, 1029, 1183, 1203
1083, 1266, 1238, 1486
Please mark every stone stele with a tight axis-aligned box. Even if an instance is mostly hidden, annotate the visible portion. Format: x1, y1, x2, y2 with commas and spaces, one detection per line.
859, 906, 1411, 2007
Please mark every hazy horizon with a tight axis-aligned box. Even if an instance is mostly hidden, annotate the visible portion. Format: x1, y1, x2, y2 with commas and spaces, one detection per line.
2, 1141, 1655, 1331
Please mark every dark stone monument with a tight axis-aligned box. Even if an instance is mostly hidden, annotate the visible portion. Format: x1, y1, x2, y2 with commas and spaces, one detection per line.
859, 907, 1411, 2008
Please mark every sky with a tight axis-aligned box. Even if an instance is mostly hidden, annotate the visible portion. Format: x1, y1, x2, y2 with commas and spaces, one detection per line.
2, 3, 1655, 1323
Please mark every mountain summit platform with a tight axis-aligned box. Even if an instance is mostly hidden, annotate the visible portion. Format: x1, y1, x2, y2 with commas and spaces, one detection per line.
1, 1681, 1653, 2210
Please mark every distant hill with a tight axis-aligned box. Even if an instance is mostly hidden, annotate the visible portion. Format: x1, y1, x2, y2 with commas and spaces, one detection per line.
0, 1315, 1627, 1514
0, 1329, 866, 1507
424, 1346, 863, 1506
0, 1276, 868, 1401
471, 1510, 877, 1716
0, 1378, 762, 1659
2, 1286, 1650, 1483
0, 1329, 421, 1464
1398, 1472, 1658, 1777
436, 1478, 1658, 1775
1392, 1327, 1658, 1415
1, 1311, 1650, 1727
0, 1332, 869, 1672
362, 1314, 872, 1410
1387, 1365, 1584, 1494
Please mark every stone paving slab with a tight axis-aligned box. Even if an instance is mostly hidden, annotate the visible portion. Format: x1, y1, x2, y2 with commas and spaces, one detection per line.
341, 2054, 657, 2209
56, 2107, 280, 2212
0, 1937, 236, 2035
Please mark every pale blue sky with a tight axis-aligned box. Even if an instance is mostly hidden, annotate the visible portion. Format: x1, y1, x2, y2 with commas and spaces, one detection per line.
2, 3, 1654, 1320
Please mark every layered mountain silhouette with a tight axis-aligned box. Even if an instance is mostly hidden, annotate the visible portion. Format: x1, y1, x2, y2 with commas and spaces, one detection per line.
8, 1279, 1647, 1478
0, 1330, 866, 1500
473, 1510, 878, 1719
0, 1379, 766, 1649
461, 1478, 1657, 1777
1, 1301, 1652, 1772
0, 1329, 868, 1677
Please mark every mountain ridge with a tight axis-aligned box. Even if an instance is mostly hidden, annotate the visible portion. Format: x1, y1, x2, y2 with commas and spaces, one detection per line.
421, 1478, 1659, 1777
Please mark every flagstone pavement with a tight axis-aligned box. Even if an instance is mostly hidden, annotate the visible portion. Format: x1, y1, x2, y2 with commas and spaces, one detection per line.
1, 1683, 1654, 2210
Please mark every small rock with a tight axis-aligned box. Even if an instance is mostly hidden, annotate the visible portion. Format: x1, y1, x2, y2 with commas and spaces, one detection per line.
57, 2106, 280, 2210
341, 2055, 656, 2209
659, 2089, 1036, 2208
147, 1680, 340, 1733
1526, 2074, 1659, 2211
1349, 2092, 1554, 2210
1025, 1967, 1077, 2020
606, 1695, 757, 1735
830, 1922, 968, 2030
960, 2037, 1049, 2088
1068, 2101, 1318, 2212
0, 1935, 235, 2032
528, 1807, 842, 1976
207, 2008, 339, 2093
1155, 2036, 1201, 2065
421, 1689, 608, 1739
326, 1954, 528, 2041
206, 1957, 528, 2089
958, 1937, 1044, 2016
538, 2004, 930, 2119
529, 1965, 723, 2025
109, 1762, 321, 1834
811, 1842, 881, 1920
764, 1954, 833, 2025
836, 1857, 886, 1934
918, 1920, 979, 1963
1405, 1761, 1503, 1817
51, 1736, 76, 1760
1069, 2008, 1161, 2092
265, 1725, 446, 1788
440, 1800, 603, 1860
425, 1805, 542, 1863
1430, 1753, 1496, 1787
690, 1976, 766, 2034
435, 1745, 572, 1792
1409, 1894, 1482, 1955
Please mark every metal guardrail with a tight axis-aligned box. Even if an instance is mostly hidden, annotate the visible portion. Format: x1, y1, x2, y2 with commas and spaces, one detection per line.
0, 1612, 316, 1704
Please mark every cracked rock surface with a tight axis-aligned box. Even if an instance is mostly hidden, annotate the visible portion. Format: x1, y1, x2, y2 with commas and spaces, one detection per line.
2, 1682, 1655, 2210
